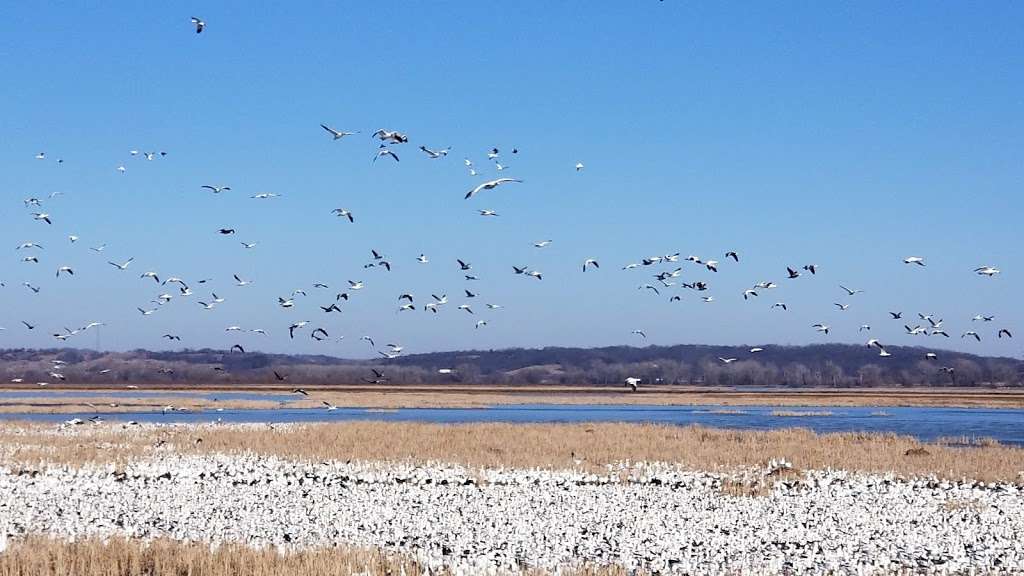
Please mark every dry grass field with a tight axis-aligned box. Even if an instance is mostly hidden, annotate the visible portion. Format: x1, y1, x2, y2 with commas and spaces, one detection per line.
0, 536, 632, 576
1, 421, 1022, 482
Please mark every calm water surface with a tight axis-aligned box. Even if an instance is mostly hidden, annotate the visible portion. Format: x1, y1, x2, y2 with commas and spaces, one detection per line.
0, 395, 1020, 445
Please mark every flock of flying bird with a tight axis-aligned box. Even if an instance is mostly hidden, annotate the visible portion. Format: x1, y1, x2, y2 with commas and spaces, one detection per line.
1, 16, 1017, 391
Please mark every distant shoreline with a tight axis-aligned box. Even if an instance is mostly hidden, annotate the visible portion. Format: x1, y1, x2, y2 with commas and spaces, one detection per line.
1, 384, 1023, 412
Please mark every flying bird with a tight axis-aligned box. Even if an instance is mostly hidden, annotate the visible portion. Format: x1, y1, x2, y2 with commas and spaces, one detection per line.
465, 178, 522, 199
190, 16, 205, 33
321, 124, 358, 140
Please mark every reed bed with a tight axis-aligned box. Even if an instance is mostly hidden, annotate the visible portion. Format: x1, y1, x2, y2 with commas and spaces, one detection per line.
1, 421, 1021, 482
0, 536, 633, 576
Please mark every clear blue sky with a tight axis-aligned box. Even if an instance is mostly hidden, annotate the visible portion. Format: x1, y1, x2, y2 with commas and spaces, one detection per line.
1, 2, 1021, 358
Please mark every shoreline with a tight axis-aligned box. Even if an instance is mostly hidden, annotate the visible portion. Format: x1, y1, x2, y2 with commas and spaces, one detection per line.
1, 385, 1023, 412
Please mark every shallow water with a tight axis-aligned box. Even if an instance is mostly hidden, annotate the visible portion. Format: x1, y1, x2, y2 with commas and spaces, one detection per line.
1, 400, 1021, 445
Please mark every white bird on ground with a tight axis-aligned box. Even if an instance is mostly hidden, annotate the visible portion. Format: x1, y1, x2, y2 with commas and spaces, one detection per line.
625, 377, 641, 391
465, 178, 522, 199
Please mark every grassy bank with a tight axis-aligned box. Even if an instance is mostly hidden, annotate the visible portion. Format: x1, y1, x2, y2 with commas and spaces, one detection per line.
1, 421, 1021, 482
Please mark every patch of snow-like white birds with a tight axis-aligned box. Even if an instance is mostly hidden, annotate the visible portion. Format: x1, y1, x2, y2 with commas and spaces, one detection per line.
1, 423, 1022, 575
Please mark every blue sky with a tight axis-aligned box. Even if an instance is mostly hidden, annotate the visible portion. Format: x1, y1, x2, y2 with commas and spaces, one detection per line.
0, 2, 1021, 358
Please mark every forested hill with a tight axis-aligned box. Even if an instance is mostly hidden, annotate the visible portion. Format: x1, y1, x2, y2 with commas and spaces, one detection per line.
0, 344, 1021, 387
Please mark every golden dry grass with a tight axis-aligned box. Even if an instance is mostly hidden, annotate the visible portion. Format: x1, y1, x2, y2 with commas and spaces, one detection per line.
1, 421, 1022, 482
2, 384, 1023, 412
0, 536, 631, 576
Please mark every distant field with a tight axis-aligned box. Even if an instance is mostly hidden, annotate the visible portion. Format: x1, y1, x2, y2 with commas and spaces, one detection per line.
1, 384, 1023, 412
1, 420, 1021, 482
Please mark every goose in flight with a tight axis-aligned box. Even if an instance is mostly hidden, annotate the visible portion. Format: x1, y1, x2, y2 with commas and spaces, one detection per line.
742, 289, 758, 300
32, 213, 52, 224
322, 401, 338, 411
786, 267, 800, 279
348, 280, 364, 290
21, 321, 35, 330
640, 284, 660, 295
218, 228, 236, 235
974, 266, 1000, 277
475, 320, 488, 329
527, 270, 542, 280
373, 145, 400, 163
839, 285, 864, 296
140, 271, 160, 283
332, 208, 354, 222
813, 323, 830, 334
704, 260, 719, 272
137, 307, 156, 316
575, 162, 584, 171
465, 178, 522, 199
905, 325, 926, 335
68, 235, 78, 242
582, 259, 599, 272
288, 321, 310, 339
419, 145, 450, 158
771, 302, 788, 311
890, 312, 903, 319
291, 387, 308, 396
859, 324, 871, 332
251, 193, 279, 199
201, 185, 230, 194
416, 254, 429, 263
278, 297, 295, 308
834, 303, 850, 311
457, 304, 474, 314
534, 240, 553, 248
903, 256, 926, 266
321, 124, 357, 140
360, 335, 375, 347
718, 357, 738, 364
486, 303, 502, 310
372, 129, 408, 144
234, 274, 252, 286
231, 344, 245, 353
240, 241, 258, 249
725, 251, 739, 262
56, 266, 73, 277
163, 334, 181, 341
631, 329, 647, 339
972, 315, 995, 322
190, 16, 205, 33
311, 328, 329, 341
478, 209, 499, 216
16, 242, 43, 250
998, 329, 1013, 339
803, 264, 818, 275
866, 339, 884, 350
21, 256, 39, 264
108, 258, 134, 270
962, 331, 981, 341
750, 347, 764, 353
197, 301, 216, 310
